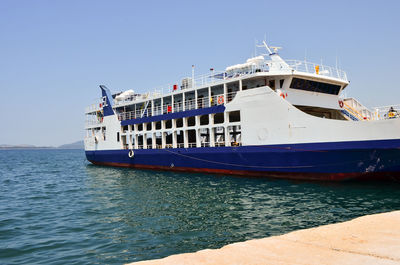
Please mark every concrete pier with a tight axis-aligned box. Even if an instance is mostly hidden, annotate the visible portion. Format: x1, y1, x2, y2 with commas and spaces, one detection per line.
128, 211, 400, 265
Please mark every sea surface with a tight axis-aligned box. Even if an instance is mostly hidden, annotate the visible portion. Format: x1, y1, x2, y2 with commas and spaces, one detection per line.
1, 149, 400, 265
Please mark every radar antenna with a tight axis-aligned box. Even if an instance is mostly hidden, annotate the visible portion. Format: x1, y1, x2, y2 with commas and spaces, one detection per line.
256, 40, 282, 55
269, 46, 282, 54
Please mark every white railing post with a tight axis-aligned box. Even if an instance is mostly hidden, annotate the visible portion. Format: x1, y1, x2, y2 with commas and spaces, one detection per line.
195, 90, 198, 109
171, 95, 174, 113
208, 87, 211, 107
182, 92, 186, 111
223, 83, 227, 104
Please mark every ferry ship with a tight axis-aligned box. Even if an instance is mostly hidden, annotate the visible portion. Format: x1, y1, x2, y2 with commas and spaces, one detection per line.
84, 42, 400, 181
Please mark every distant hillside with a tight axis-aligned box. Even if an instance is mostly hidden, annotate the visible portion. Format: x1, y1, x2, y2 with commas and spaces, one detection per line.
0, 144, 53, 149
0, 140, 84, 150
58, 140, 84, 149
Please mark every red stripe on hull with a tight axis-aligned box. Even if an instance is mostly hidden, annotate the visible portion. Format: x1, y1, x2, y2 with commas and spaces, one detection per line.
88, 160, 400, 182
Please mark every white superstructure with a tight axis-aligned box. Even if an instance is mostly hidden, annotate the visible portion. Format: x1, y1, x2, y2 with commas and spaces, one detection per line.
85, 41, 400, 153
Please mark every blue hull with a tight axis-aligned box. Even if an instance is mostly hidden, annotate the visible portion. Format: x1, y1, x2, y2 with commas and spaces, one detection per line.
85, 139, 400, 181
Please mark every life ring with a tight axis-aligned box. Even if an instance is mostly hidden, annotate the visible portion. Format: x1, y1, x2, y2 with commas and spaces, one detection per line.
338, 100, 344, 108
217, 95, 224, 104
280, 93, 286, 99
128, 150, 134, 158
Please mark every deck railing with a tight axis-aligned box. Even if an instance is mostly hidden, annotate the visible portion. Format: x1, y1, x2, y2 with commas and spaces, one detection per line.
117, 91, 238, 121
338, 98, 400, 121
200, 142, 210, 147
285, 60, 348, 81
214, 142, 225, 147
85, 102, 102, 114
343, 98, 373, 119
87, 58, 348, 115
188, 143, 197, 148
372, 105, 400, 120
85, 118, 103, 126
342, 101, 366, 121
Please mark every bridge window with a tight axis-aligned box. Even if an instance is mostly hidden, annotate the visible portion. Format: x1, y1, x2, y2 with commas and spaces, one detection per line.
242, 77, 267, 90
290, 78, 341, 95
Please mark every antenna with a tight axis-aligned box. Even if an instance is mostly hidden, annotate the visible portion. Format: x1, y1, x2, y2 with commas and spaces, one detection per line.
192, 65, 195, 88
270, 46, 282, 54
255, 38, 282, 56
256, 40, 273, 54
254, 38, 257, 57
304, 48, 307, 62
335, 53, 339, 70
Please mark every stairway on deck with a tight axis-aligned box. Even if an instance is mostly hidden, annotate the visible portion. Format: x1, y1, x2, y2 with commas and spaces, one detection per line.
341, 98, 373, 121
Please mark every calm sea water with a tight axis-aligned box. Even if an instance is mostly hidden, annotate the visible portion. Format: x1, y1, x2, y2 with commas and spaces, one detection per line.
1, 149, 400, 264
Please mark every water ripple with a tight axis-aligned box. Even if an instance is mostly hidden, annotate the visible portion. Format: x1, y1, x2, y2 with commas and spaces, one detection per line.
0, 149, 400, 264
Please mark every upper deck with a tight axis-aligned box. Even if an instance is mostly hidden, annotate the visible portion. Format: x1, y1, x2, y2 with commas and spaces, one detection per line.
85, 55, 348, 115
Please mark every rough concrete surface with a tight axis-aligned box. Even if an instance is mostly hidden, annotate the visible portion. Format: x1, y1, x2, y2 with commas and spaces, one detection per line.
127, 211, 400, 265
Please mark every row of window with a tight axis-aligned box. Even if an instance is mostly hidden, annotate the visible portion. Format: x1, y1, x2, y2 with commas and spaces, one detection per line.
290, 78, 341, 95
117, 125, 242, 149
114, 76, 277, 117
121, 111, 241, 132
116, 111, 242, 149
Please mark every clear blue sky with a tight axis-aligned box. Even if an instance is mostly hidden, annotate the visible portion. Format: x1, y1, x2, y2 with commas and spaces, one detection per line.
1, 0, 399, 146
